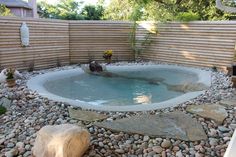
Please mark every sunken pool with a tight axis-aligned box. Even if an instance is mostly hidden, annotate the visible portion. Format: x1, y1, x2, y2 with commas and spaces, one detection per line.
27, 64, 211, 111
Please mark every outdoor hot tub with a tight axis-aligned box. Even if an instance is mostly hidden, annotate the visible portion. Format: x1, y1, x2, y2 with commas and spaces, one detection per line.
27, 64, 212, 111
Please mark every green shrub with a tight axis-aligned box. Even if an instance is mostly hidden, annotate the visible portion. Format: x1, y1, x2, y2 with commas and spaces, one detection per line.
212, 66, 218, 72
176, 12, 200, 22
0, 105, 7, 115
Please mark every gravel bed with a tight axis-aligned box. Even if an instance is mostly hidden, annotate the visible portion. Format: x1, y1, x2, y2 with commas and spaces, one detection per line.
0, 62, 235, 157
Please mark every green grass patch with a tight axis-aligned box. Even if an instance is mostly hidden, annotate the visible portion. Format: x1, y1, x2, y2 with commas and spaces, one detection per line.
0, 105, 7, 115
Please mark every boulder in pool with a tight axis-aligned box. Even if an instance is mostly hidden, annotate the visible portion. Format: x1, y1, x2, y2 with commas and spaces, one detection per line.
32, 124, 90, 157
89, 61, 103, 72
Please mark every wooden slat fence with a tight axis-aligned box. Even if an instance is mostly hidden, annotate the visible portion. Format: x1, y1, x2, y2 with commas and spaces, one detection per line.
138, 21, 236, 69
0, 17, 235, 71
0, 17, 70, 70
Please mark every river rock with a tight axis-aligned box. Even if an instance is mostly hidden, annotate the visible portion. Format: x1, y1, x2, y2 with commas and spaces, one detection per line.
161, 140, 171, 148
152, 146, 163, 153
218, 126, 230, 133
186, 104, 228, 124
32, 124, 90, 157
5, 148, 18, 157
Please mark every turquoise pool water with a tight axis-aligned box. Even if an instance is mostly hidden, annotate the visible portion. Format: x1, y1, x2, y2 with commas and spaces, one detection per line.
43, 67, 198, 106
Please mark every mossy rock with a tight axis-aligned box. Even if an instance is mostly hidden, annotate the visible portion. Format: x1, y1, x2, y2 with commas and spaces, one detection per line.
0, 105, 7, 115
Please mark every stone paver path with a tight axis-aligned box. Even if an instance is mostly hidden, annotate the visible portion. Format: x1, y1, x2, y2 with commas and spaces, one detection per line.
95, 111, 207, 141
219, 98, 236, 107
69, 108, 108, 122
186, 104, 228, 124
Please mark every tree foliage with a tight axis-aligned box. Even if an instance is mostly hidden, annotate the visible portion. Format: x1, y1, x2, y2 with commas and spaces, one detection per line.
0, 4, 13, 16
104, 0, 236, 21
81, 5, 104, 20
38, 0, 104, 20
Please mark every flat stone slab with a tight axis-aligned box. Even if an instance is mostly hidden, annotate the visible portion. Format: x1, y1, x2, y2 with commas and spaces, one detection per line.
95, 111, 207, 141
167, 83, 208, 93
186, 104, 228, 124
68, 108, 108, 122
219, 99, 236, 107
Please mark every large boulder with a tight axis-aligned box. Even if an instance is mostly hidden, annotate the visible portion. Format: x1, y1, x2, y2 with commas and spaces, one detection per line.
32, 124, 90, 157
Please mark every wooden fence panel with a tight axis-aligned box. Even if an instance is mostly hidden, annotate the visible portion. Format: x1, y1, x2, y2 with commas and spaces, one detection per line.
0, 17, 235, 71
69, 21, 134, 64
138, 21, 236, 69
0, 17, 69, 70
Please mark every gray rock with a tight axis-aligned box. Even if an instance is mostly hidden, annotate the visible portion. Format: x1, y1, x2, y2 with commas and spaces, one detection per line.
5, 148, 18, 157
23, 151, 31, 157
176, 150, 183, 157
186, 104, 228, 124
25, 144, 31, 150
115, 149, 125, 154
152, 146, 163, 153
0, 138, 5, 145
229, 124, 236, 129
209, 138, 218, 146
16, 142, 25, 149
7, 143, 15, 148
172, 146, 180, 151
148, 151, 157, 156
218, 126, 230, 133
98, 142, 104, 147
0, 97, 11, 109
134, 134, 139, 140
143, 135, 150, 142
95, 111, 207, 141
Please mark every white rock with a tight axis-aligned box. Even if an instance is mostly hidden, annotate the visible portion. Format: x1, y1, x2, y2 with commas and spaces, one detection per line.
32, 124, 90, 157
0, 69, 7, 83
176, 150, 183, 157
16, 142, 25, 149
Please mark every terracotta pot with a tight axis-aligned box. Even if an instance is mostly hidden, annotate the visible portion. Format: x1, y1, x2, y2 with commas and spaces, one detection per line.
6, 79, 16, 87
232, 76, 236, 88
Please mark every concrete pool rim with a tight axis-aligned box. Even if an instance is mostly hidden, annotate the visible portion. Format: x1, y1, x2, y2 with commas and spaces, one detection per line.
27, 64, 212, 112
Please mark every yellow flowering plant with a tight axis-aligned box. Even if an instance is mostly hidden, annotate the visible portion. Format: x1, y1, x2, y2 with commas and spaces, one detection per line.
103, 50, 112, 57
103, 50, 113, 64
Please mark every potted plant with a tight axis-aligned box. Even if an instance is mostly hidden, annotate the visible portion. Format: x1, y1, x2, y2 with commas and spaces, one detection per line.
6, 68, 16, 87
103, 50, 113, 64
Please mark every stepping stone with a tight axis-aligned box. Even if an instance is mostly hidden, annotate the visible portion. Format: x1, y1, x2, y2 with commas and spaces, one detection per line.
95, 111, 207, 141
186, 104, 228, 125
68, 108, 108, 122
219, 99, 236, 107
0, 97, 11, 109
